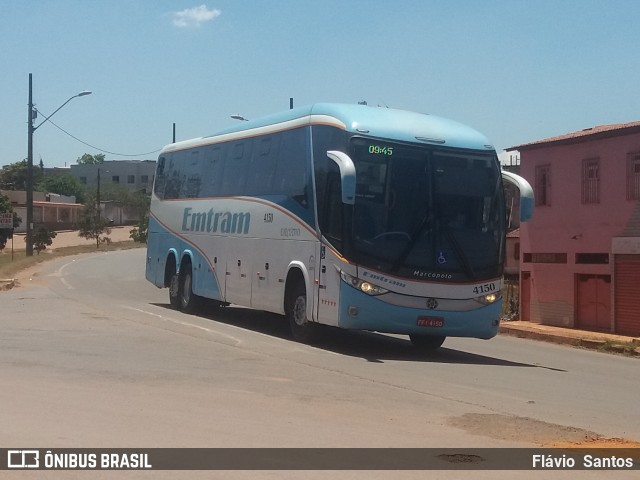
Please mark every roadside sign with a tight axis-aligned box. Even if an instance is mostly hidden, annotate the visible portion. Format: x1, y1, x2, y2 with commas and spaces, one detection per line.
0, 212, 13, 229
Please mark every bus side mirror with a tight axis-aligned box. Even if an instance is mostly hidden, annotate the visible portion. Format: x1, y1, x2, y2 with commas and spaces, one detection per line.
502, 170, 534, 222
327, 151, 356, 205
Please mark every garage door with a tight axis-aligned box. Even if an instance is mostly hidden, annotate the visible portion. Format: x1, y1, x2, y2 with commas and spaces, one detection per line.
614, 255, 640, 336
576, 274, 611, 332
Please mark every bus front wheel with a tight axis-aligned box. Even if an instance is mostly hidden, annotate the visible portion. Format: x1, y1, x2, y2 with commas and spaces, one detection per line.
287, 283, 318, 343
409, 334, 445, 352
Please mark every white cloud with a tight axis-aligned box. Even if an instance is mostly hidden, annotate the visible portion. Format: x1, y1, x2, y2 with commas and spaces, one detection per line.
172, 5, 221, 28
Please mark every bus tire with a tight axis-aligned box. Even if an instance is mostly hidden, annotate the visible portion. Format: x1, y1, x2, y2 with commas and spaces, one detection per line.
287, 283, 318, 343
179, 263, 202, 314
169, 272, 181, 309
409, 334, 445, 352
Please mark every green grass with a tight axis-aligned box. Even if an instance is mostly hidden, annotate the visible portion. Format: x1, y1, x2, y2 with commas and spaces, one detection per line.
0, 241, 144, 280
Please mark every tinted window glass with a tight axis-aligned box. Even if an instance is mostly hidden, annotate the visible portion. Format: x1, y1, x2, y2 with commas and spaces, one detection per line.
247, 137, 279, 195
220, 141, 251, 196
154, 157, 166, 198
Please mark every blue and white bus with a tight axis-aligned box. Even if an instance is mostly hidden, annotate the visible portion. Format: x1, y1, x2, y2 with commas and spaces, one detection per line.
146, 103, 533, 351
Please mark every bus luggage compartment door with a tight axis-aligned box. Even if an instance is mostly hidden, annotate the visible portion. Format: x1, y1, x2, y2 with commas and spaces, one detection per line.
224, 237, 252, 306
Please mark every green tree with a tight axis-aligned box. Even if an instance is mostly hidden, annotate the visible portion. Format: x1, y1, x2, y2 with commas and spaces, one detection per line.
31, 225, 57, 255
0, 160, 42, 190
78, 195, 111, 248
37, 173, 87, 204
0, 193, 21, 251
130, 214, 148, 243
77, 153, 105, 165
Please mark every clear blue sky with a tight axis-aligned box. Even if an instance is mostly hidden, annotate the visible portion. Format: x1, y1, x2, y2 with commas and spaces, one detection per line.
2, 0, 639, 168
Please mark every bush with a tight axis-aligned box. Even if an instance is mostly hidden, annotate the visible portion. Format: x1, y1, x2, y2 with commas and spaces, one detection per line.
31, 225, 57, 255
130, 215, 148, 243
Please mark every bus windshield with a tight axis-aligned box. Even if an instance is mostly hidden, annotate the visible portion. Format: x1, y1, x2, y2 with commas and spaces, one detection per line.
349, 138, 505, 282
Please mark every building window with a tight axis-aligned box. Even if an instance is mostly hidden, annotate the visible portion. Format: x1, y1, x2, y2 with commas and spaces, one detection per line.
535, 165, 551, 206
112, 176, 120, 184
582, 158, 600, 204
523, 252, 567, 264
127, 175, 135, 184
575, 253, 609, 264
627, 153, 640, 200
80, 177, 87, 184
141, 175, 149, 184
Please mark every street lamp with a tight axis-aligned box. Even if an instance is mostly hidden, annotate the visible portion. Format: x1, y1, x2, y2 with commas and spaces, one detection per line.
230, 114, 249, 121
26, 73, 92, 256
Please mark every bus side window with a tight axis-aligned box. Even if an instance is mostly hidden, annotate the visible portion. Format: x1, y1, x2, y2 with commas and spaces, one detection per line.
154, 157, 166, 198
202, 146, 225, 197
247, 137, 277, 195
164, 156, 183, 200
167, 152, 187, 199
276, 128, 308, 207
185, 150, 202, 198
220, 141, 251, 196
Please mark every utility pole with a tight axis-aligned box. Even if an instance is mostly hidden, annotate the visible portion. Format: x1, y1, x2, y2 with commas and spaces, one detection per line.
96, 167, 101, 226
25, 73, 91, 256
26, 74, 34, 256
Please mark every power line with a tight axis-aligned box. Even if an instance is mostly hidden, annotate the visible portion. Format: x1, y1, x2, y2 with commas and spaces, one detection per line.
34, 107, 162, 157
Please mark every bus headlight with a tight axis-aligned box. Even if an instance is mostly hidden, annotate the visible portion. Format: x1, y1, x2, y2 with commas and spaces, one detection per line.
476, 292, 502, 305
340, 271, 388, 296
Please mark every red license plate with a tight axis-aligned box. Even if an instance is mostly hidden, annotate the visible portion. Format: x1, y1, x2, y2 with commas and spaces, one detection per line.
417, 316, 444, 328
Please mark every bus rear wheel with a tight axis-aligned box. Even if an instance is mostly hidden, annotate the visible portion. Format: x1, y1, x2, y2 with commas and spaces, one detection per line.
409, 334, 445, 352
179, 264, 202, 314
169, 272, 181, 309
287, 283, 319, 343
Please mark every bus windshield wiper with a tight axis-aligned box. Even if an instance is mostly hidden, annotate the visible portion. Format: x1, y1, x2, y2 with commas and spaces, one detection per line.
390, 212, 433, 272
442, 222, 477, 281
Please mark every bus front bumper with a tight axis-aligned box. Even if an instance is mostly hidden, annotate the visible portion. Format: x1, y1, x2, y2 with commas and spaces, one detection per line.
337, 283, 501, 339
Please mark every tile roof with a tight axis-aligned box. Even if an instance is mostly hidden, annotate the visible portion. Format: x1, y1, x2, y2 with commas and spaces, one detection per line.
507, 121, 640, 151
506, 227, 520, 239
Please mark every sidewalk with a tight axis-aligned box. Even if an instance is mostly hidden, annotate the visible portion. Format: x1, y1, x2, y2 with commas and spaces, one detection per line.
500, 320, 640, 357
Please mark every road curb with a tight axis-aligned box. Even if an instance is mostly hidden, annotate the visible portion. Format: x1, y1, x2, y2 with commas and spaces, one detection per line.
0, 278, 16, 291
500, 324, 640, 357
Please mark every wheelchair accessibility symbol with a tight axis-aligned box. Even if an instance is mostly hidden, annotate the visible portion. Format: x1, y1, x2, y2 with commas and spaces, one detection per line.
437, 251, 448, 265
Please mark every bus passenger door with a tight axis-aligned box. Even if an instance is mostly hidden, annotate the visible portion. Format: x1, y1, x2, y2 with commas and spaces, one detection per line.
316, 170, 345, 327
316, 244, 341, 327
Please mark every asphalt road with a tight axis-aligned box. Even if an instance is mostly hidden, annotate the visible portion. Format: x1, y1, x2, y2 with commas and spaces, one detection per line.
1, 248, 638, 479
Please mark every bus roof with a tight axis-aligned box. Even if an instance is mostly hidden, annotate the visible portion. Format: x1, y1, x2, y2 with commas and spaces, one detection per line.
162, 103, 494, 154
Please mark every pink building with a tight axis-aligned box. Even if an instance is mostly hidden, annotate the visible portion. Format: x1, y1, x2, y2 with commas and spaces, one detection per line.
508, 122, 640, 336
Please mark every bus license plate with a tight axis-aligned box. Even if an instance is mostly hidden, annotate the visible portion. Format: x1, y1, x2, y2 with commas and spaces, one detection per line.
417, 316, 444, 328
